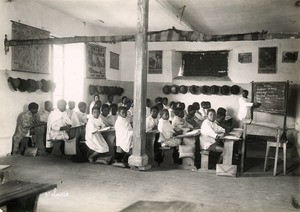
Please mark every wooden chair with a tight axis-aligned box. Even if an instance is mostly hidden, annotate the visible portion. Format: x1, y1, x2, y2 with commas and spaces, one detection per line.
264, 139, 287, 175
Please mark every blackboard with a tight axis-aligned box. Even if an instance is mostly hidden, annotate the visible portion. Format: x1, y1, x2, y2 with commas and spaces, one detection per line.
252, 82, 288, 114
182, 51, 228, 77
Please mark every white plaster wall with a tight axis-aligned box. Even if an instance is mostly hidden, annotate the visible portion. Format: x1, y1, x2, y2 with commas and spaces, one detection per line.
0, 0, 112, 156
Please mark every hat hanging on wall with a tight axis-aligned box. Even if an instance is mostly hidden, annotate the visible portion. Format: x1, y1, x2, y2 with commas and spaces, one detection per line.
162, 85, 171, 95
7, 77, 20, 91
220, 85, 230, 95
179, 85, 188, 94
18, 78, 29, 92
89, 85, 95, 95
170, 85, 179, 94
40, 79, 50, 92
189, 85, 199, 95
200, 85, 210, 94
27, 79, 38, 92
210, 85, 220, 95
36, 80, 43, 90
231, 85, 241, 95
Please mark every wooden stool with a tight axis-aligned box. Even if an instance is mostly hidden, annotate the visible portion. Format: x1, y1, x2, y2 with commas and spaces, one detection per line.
264, 139, 287, 175
200, 150, 210, 170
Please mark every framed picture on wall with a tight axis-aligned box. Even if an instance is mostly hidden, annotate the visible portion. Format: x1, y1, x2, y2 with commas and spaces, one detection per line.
238, 52, 252, 63
110, 51, 119, 70
148, 51, 162, 74
86, 43, 106, 79
258, 47, 277, 74
282, 51, 298, 63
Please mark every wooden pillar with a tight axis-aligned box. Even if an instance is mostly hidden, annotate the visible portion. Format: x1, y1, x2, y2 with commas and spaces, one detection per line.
128, 0, 150, 170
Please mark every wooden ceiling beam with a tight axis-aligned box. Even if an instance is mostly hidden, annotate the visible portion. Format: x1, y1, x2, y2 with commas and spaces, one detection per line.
155, 0, 200, 33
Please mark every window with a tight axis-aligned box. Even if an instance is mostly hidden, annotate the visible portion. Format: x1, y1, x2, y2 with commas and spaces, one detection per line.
182, 51, 229, 77
52, 43, 85, 105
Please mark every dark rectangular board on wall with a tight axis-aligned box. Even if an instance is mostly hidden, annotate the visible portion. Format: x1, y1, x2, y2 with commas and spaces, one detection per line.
252, 82, 287, 114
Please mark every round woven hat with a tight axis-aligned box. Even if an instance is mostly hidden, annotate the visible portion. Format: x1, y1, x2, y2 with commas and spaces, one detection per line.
210, 85, 220, 95
189, 85, 199, 95
200, 85, 210, 94
162, 85, 171, 95
18, 78, 29, 92
89, 85, 95, 95
8, 77, 20, 91
170, 85, 179, 94
220, 85, 230, 95
179, 85, 188, 94
27, 79, 38, 92
231, 85, 241, 95
41, 79, 50, 92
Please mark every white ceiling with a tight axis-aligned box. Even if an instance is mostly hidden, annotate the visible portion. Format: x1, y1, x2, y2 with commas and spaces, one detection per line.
33, 0, 300, 35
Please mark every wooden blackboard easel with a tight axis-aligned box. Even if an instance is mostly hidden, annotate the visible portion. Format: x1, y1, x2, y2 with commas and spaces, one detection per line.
251, 81, 289, 132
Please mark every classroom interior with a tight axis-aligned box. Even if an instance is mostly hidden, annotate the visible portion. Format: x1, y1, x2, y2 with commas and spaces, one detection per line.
0, 0, 300, 211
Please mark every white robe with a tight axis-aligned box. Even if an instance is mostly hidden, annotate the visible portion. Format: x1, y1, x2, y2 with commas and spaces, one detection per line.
158, 119, 175, 142
115, 116, 133, 153
71, 111, 87, 127
146, 115, 158, 131
85, 116, 109, 153
172, 116, 192, 131
238, 97, 253, 120
46, 109, 72, 148
200, 119, 225, 150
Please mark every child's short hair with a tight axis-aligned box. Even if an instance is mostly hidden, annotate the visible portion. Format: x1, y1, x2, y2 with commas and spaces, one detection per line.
118, 106, 127, 113
192, 102, 200, 109
187, 105, 196, 112
207, 108, 216, 115
169, 101, 175, 107
101, 104, 110, 110
160, 108, 169, 116
150, 105, 159, 112
92, 106, 100, 112
78, 102, 86, 109
110, 103, 118, 109
173, 107, 182, 116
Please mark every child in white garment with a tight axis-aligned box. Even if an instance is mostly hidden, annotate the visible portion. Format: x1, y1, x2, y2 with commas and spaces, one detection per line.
114, 106, 133, 163
158, 109, 182, 147
200, 109, 225, 152
85, 106, 109, 163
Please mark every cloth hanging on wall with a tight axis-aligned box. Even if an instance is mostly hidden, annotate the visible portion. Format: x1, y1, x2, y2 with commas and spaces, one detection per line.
11, 21, 50, 74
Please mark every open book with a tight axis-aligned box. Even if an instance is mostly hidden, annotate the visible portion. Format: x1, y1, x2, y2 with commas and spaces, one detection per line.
96, 126, 111, 133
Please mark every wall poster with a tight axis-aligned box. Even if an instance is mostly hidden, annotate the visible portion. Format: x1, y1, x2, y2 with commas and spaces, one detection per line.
258, 47, 277, 74
148, 51, 162, 74
238, 52, 252, 63
11, 21, 50, 74
110, 51, 119, 70
86, 43, 106, 79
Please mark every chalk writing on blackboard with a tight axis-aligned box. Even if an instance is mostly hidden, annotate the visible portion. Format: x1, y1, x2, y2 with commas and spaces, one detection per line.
253, 82, 286, 114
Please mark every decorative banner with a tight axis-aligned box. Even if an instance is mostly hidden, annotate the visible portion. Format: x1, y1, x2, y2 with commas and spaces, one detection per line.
110, 51, 119, 70
11, 21, 50, 74
238, 52, 252, 63
282, 51, 298, 63
86, 43, 106, 79
148, 51, 162, 74
258, 47, 277, 74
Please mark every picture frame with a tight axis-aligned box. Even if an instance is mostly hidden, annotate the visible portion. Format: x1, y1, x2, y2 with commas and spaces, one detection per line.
282, 51, 298, 63
110, 51, 119, 70
258, 47, 277, 74
238, 52, 252, 63
86, 44, 106, 79
148, 51, 162, 74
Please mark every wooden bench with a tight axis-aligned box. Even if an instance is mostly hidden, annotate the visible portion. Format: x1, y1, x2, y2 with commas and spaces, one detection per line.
0, 180, 56, 212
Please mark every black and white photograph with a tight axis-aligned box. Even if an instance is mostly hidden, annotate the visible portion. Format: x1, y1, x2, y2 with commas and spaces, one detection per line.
1, 1, 299, 212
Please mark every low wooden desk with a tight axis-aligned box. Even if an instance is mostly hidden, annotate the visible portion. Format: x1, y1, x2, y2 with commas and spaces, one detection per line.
146, 130, 159, 165
242, 122, 282, 176
177, 130, 201, 170
0, 180, 56, 212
